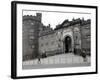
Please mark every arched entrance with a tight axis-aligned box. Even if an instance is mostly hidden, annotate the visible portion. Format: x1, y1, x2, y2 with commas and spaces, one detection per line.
64, 36, 72, 53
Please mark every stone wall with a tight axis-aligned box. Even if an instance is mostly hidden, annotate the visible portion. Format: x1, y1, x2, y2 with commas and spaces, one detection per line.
23, 13, 42, 61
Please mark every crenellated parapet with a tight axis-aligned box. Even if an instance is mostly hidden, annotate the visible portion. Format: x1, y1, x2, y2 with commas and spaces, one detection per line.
80, 19, 91, 26
55, 18, 91, 30
39, 24, 54, 37
23, 13, 42, 22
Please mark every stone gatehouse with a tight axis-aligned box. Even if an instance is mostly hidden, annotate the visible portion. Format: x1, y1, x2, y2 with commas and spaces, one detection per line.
23, 13, 91, 61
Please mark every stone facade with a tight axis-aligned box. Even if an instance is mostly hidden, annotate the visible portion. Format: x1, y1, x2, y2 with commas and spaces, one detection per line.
23, 13, 42, 61
54, 18, 91, 55
39, 25, 63, 57
23, 13, 91, 61
81, 19, 91, 55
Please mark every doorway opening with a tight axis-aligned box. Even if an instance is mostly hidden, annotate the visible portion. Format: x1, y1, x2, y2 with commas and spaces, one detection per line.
64, 36, 72, 53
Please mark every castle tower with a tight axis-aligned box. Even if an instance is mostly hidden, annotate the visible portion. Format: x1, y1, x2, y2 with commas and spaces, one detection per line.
36, 13, 42, 22
23, 13, 42, 61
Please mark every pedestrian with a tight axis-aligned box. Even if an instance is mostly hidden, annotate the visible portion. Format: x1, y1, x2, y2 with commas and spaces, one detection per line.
81, 50, 87, 62
38, 55, 41, 64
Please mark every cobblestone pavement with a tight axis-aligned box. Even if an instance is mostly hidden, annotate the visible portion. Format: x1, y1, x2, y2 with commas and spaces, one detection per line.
23, 53, 90, 67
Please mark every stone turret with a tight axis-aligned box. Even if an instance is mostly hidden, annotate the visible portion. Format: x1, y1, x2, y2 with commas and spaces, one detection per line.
23, 13, 42, 22
36, 13, 42, 22
23, 13, 42, 61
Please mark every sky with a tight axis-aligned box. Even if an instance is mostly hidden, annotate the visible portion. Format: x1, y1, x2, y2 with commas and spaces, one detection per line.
23, 10, 91, 29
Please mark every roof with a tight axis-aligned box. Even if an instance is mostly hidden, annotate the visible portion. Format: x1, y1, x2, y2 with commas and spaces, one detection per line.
54, 19, 91, 30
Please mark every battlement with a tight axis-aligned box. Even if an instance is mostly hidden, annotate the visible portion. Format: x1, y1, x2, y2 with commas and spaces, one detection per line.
23, 13, 42, 22
39, 24, 54, 37
80, 19, 91, 26
55, 18, 91, 30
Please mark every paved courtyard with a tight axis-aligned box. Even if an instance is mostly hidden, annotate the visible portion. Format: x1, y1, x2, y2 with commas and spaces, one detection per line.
22, 53, 91, 69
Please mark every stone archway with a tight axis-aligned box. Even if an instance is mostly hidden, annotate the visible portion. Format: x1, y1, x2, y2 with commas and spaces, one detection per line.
64, 36, 72, 53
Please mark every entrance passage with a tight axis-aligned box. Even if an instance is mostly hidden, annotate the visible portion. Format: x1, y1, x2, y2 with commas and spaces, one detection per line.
65, 36, 72, 53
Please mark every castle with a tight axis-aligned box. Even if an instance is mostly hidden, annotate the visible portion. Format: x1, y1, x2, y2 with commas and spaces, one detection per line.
23, 13, 91, 61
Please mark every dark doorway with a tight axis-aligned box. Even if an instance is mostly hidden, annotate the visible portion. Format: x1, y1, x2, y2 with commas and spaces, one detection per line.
64, 36, 72, 53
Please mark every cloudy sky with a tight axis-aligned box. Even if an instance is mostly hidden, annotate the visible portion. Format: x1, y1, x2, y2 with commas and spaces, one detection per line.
23, 10, 91, 29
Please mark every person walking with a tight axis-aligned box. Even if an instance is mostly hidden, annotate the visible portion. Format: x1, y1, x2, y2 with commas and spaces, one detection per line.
81, 50, 87, 62
38, 54, 41, 64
